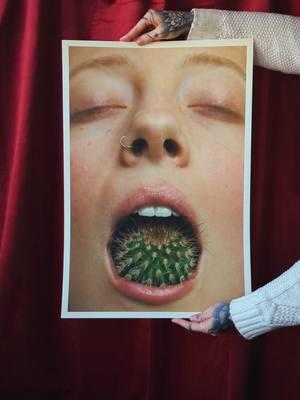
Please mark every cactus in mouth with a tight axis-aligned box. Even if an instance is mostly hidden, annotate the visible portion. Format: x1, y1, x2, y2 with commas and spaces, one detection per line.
111, 224, 200, 287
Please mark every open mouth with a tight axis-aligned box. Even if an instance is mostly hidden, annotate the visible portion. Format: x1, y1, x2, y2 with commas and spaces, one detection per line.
110, 206, 201, 286
107, 187, 202, 305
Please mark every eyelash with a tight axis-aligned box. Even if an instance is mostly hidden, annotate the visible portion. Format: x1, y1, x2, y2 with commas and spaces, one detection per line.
70, 103, 242, 125
188, 104, 243, 124
70, 105, 126, 124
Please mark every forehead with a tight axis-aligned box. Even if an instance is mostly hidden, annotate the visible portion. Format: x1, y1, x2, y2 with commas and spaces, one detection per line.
69, 46, 247, 76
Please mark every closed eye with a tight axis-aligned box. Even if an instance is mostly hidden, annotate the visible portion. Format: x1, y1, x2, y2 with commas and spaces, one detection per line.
70, 105, 127, 124
188, 104, 244, 124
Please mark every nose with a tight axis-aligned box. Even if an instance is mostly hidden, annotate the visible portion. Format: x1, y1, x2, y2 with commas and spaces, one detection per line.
119, 106, 190, 168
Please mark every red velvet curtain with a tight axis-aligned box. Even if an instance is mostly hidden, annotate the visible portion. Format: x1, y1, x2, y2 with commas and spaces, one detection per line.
0, 0, 299, 398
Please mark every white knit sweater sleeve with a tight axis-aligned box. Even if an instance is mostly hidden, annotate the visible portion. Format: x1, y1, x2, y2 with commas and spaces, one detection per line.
229, 260, 300, 339
188, 9, 300, 74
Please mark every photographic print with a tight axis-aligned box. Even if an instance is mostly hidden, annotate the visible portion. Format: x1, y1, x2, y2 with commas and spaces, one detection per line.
61, 39, 253, 318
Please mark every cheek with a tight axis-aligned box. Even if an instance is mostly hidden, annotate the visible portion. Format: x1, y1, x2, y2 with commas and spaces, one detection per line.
70, 121, 120, 188
71, 154, 90, 214
211, 150, 244, 243
208, 147, 244, 209
70, 134, 112, 224
189, 127, 245, 302
191, 125, 244, 230
69, 112, 131, 242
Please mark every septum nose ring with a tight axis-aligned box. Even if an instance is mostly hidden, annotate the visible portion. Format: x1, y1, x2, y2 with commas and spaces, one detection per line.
120, 135, 133, 149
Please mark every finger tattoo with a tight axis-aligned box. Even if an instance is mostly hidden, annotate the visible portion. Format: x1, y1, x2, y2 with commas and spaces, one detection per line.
146, 33, 154, 39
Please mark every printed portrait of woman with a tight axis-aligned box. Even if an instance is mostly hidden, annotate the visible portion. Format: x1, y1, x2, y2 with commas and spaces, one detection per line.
63, 40, 252, 315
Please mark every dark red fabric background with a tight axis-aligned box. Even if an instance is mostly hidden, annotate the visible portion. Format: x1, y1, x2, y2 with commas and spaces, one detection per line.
0, 0, 299, 399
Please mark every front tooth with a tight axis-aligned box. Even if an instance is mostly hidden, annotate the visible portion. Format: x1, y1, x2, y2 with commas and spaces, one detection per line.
155, 207, 172, 217
137, 207, 155, 217
136, 206, 177, 217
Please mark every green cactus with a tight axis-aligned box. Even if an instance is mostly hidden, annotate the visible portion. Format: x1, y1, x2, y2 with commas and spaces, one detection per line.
111, 224, 200, 287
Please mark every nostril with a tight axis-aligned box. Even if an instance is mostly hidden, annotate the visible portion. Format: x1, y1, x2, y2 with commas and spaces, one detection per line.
164, 139, 179, 157
132, 138, 148, 155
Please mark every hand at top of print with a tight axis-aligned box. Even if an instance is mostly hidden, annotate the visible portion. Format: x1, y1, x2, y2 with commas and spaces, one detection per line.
120, 9, 194, 45
172, 303, 235, 335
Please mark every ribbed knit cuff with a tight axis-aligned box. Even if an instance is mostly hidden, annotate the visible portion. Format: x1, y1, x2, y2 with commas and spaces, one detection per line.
230, 297, 273, 340
187, 9, 222, 40
230, 260, 300, 340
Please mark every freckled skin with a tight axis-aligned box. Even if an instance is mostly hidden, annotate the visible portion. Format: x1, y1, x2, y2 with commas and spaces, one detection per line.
69, 46, 246, 311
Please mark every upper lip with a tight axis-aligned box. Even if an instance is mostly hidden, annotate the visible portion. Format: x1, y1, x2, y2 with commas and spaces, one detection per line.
110, 184, 198, 232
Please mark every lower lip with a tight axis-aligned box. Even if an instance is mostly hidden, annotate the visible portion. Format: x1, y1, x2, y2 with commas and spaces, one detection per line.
106, 249, 197, 305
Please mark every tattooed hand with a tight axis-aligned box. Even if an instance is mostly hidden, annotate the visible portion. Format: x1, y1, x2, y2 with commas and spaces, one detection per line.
172, 303, 235, 335
120, 9, 194, 45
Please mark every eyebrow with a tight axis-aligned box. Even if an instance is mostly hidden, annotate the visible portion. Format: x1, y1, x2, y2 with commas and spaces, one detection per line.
182, 53, 246, 79
70, 54, 133, 79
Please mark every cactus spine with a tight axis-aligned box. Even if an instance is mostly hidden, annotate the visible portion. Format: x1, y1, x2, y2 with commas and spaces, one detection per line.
112, 224, 199, 287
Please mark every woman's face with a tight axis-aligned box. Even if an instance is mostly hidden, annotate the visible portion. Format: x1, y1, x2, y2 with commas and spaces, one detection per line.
69, 45, 246, 312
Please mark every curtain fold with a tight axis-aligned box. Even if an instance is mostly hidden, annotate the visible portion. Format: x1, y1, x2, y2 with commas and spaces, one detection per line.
0, 1, 299, 399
